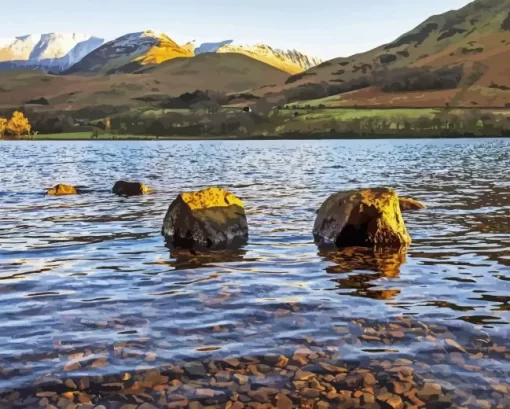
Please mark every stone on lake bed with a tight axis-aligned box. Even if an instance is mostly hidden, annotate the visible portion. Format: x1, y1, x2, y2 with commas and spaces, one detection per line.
162, 187, 248, 250
112, 181, 152, 196
313, 188, 412, 249
399, 197, 427, 212
47, 184, 78, 196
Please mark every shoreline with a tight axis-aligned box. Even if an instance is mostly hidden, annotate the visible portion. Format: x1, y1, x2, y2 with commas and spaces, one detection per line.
2, 134, 509, 142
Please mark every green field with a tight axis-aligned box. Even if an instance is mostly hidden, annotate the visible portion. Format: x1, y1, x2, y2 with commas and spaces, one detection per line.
279, 108, 441, 121
32, 133, 156, 140
28, 133, 237, 141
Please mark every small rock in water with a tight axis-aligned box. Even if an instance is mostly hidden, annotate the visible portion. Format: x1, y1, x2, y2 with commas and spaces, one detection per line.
399, 197, 427, 212
112, 181, 152, 196
47, 184, 78, 196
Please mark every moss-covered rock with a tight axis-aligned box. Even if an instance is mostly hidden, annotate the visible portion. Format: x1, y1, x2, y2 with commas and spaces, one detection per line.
47, 184, 78, 196
399, 197, 427, 211
313, 188, 411, 249
112, 181, 152, 196
162, 187, 248, 250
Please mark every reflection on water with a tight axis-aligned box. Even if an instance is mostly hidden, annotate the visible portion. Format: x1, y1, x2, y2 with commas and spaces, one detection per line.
321, 247, 406, 300
0, 138, 509, 403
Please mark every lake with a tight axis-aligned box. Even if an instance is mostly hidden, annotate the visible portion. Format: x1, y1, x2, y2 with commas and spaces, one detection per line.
0, 139, 509, 408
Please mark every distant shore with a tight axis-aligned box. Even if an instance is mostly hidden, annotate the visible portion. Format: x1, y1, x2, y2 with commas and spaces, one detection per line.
2, 132, 508, 141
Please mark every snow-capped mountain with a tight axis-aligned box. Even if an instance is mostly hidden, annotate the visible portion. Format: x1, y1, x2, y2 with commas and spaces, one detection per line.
65, 30, 193, 74
193, 40, 322, 74
0, 33, 104, 72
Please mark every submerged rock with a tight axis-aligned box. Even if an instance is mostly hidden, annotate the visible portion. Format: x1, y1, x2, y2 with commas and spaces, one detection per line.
162, 187, 248, 249
112, 181, 152, 196
399, 197, 427, 212
47, 184, 78, 196
313, 188, 411, 249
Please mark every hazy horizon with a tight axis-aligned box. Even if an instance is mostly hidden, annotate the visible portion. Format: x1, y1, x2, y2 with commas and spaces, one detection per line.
2, 0, 473, 59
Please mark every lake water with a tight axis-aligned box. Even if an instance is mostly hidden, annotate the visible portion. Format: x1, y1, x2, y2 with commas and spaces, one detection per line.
0, 139, 509, 407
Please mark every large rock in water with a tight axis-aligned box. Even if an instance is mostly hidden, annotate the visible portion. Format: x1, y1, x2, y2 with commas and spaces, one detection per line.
47, 184, 78, 196
162, 187, 248, 249
313, 188, 411, 249
112, 181, 152, 196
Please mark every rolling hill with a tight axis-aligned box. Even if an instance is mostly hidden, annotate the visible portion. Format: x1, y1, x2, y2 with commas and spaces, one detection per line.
253, 0, 510, 108
0, 53, 288, 111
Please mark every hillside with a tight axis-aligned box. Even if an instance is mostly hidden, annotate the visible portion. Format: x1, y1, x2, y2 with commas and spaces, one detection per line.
0, 33, 104, 72
0, 53, 288, 111
64, 31, 193, 74
192, 41, 322, 74
253, 0, 510, 108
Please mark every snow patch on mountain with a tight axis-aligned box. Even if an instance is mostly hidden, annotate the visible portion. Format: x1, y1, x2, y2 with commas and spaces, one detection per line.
195, 40, 234, 55
0, 33, 104, 71
194, 40, 323, 73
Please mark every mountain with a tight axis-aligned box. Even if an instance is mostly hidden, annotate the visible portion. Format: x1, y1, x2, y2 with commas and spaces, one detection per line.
64, 30, 193, 74
256, 0, 510, 108
0, 33, 104, 72
193, 40, 322, 74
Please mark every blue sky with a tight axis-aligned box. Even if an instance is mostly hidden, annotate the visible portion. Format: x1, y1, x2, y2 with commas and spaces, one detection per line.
3, 0, 472, 59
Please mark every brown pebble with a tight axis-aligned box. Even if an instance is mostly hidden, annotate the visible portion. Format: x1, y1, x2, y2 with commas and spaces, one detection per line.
319, 362, 347, 373
316, 401, 330, 409
295, 370, 315, 381
362, 392, 376, 405
326, 390, 338, 399
37, 392, 57, 398
224, 358, 241, 368
64, 379, 77, 389
417, 383, 441, 400
363, 372, 377, 386
234, 374, 249, 385
276, 356, 289, 368
385, 394, 404, 409
91, 358, 107, 368
64, 362, 80, 372
302, 388, 320, 398
137, 404, 159, 409
77, 393, 92, 405
445, 338, 467, 354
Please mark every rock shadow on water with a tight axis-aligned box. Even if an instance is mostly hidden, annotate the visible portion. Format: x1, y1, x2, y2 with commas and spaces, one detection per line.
319, 246, 407, 300
164, 243, 249, 270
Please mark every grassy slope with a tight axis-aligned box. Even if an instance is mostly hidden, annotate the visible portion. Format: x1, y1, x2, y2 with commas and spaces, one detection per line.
0, 54, 288, 111
254, 0, 510, 107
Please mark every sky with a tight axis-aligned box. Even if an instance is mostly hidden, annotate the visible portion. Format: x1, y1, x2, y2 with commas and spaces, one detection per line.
2, 0, 474, 59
